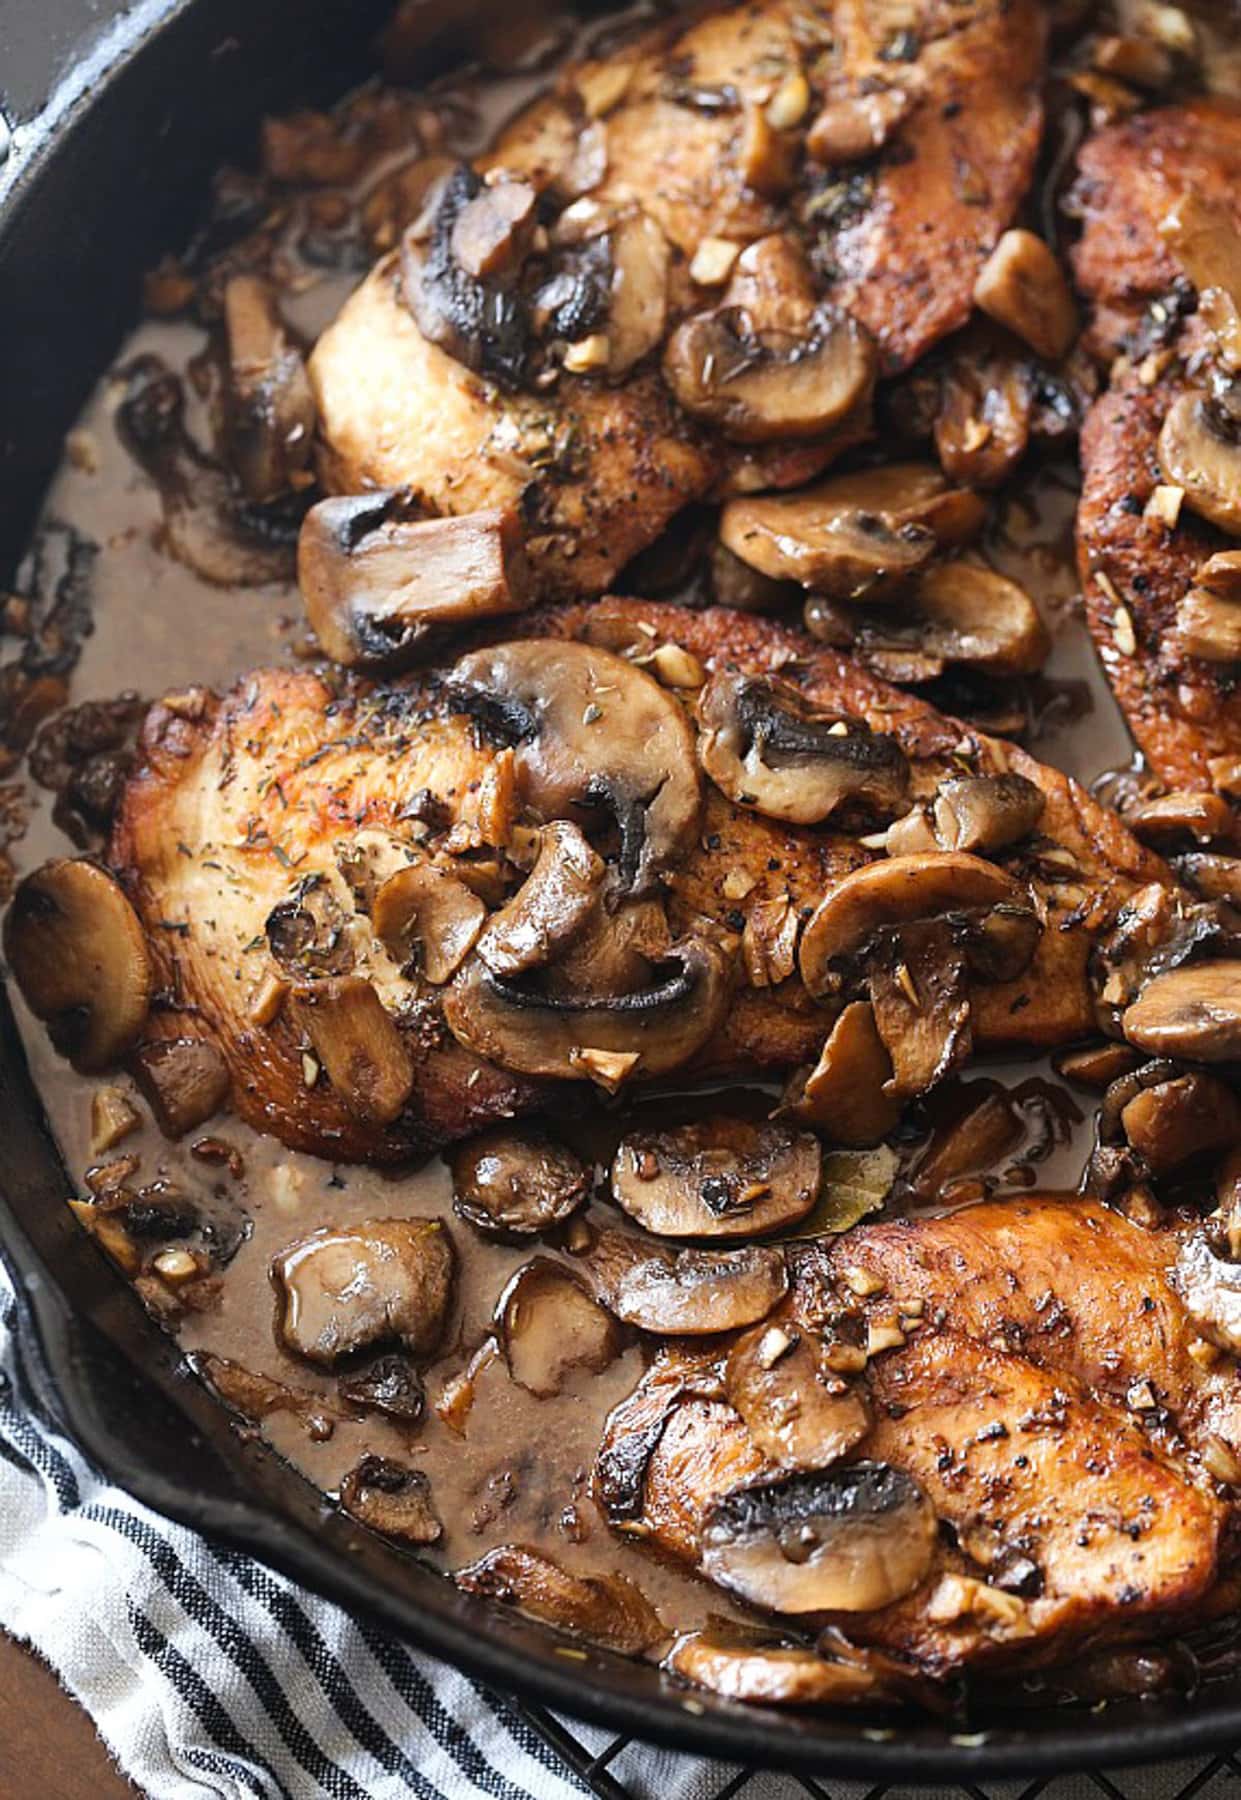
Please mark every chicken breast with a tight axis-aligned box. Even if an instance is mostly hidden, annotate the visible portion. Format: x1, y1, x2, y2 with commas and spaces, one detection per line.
1073, 104, 1241, 794
310, 0, 1046, 594
596, 1197, 1236, 1678
108, 601, 1165, 1163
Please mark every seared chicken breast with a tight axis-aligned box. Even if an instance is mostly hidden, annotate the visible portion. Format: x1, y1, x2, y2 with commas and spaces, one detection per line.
597, 1197, 1238, 1678
311, 0, 1046, 594
1073, 104, 1241, 794
109, 600, 1164, 1163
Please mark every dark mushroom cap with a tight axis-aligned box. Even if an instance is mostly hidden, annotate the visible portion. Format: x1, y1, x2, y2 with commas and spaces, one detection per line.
701, 1462, 937, 1614
446, 639, 701, 897
696, 671, 909, 826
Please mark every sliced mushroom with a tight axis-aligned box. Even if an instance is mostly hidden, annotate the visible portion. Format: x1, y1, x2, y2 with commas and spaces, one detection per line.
447, 640, 700, 896
476, 821, 604, 976
401, 164, 531, 388
695, 672, 909, 827
338, 1353, 426, 1425
443, 935, 733, 1086
869, 919, 973, 1098
456, 1545, 666, 1655
1052, 1040, 1142, 1091
719, 463, 985, 600
1159, 394, 1241, 538
1176, 555, 1241, 663
372, 863, 485, 985
1173, 1231, 1241, 1357
1122, 961, 1241, 1061
911, 562, 1051, 676
933, 336, 1033, 491
806, 85, 912, 164
1176, 853, 1241, 908
1120, 1070, 1241, 1174
607, 210, 669, 376
724, 1321, 871, 1471
4, 859, 153, 1072
886, 774, 1045, 858
778, 1001, 902, 1146
1121, 789, 1237, 848
451, 1126, 590, 1237
450, 178, 539, 279
611, 1118, 820, 1239
972, 230, 1078, 363
798, 852, 1030, 999
545, 895, 672, 998
288, 977, 414, 1125
663, 305, 876, 444
298, 496, 532, 670
700, 1463, 937, 1615
131, 1037, 230, 1138
906, 1080, 1024, 1203
497, 1257, 621, 1396
587, 1230, 787, 1334
340, 1456, 443, 1544
220, 274, 316, 503
666, 1626, 893, 1706
272, 1217, 455, 1367
1160, 193, 1241, 373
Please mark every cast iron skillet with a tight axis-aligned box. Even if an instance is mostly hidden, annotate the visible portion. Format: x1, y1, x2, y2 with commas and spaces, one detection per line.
2, 0, 1240, 1775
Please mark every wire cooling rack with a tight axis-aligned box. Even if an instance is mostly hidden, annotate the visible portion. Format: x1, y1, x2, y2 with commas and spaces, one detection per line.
490, 1690, 1241, 1800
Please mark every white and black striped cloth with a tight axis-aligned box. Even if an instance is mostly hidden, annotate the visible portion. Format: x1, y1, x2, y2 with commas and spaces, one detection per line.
0, 1258, 1235, 1800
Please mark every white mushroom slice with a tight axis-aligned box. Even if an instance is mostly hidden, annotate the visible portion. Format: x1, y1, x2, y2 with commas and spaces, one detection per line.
4, 859, 153, 1073
798, 853, 1030, 999
497, 1257, 621, 1396
272, 1217, 455, 1367
725, 1321, 871, 1471
476, 821, 604, 976
886, 774, 1045, 858
131, 1037, 230, 1138
666, 1628, 884, 1706
1123, 960, 1241, 1061
607, 210, 669, 376
298, 496, 531, 670
372, 864, 485, 985
663, 305, 876, 445
443, 935, 732, 1085
719, 463, 986, 601
1159, 193, 1241, 373
1159, 394, 1241, 537
695, 672, 909, 826
288, 977, 414, 1125
869, 919, 973, 1098
700, 1463, 937, 1615
340, 1456, 443, 1544
587, 1230, 787, 1334
779, 1001, 901, 1146
447, 640, 700, 896
611, 1119, 820, 1239
456, 1545, 666, 1655
912, 562, 1051, 676
451, 1126, 589, 1237
972, 229, 1078, 363
220, 274, 316, 503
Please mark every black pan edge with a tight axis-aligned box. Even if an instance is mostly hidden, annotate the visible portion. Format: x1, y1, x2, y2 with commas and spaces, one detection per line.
2, 0, 1241, 1776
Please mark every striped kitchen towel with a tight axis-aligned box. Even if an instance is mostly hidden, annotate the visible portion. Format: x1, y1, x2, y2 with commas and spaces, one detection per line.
0, 1254, 1234, 1800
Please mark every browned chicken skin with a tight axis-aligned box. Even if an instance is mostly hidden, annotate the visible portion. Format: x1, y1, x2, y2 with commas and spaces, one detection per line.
598, 1197, 1238, 1678
1073, 103, 1241, 795
311, 0, 1046, 595
110, 601, 1164, 1162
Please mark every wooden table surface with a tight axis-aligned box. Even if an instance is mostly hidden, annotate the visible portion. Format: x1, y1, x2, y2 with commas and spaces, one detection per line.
0, 1632, 137, 1798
